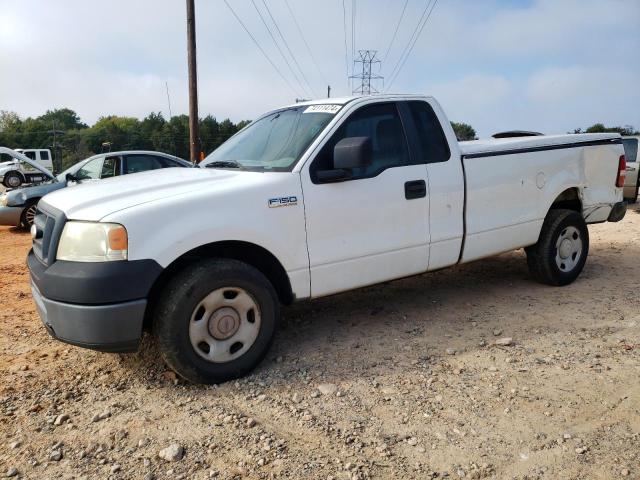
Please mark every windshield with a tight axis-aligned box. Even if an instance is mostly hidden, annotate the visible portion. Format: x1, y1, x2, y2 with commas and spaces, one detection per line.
201, 105, 341, 171
55, 155, 100, 182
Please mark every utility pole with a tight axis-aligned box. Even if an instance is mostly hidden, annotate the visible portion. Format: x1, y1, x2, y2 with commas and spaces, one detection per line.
350, 50, 383, 95
186, 0, 199, 163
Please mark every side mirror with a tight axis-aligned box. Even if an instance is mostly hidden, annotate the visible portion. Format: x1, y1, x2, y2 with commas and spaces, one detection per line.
65, 173, 77, 183
333, 136, 372, 169
315, 137, 372, 184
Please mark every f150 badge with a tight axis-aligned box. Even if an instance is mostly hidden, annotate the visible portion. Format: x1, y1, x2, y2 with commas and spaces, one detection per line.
268, 196, 298, 208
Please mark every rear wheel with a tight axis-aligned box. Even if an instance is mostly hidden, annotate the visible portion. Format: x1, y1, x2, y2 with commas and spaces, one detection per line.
20, 200, 39, 229
525, 209, 589, 286
154, 258, 279, 384
3, 172, 22, 188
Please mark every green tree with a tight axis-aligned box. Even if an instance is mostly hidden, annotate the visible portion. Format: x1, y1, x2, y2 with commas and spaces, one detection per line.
576, 124, 639, 136
451, 122, 477, 141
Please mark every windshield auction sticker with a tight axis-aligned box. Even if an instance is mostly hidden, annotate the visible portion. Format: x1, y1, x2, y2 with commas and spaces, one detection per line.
303, 104, 342, 114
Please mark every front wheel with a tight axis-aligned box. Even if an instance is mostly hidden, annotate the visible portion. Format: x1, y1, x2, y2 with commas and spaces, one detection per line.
20, 200, 39, 229
3, 172, 23, 188
525, 209, 589, 286
154, 258, 279, 384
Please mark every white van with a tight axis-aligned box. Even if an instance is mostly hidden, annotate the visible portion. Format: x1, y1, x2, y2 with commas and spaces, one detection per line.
0, 148, 53, 188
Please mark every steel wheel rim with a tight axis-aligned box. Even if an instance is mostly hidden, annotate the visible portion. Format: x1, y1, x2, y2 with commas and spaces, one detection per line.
188, 287, 261, 363
7, 176, 20, 187
555, 226, 582, 272
25, 205, 37, 226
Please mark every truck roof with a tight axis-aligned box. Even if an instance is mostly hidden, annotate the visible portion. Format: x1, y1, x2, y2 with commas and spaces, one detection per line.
282, 93, 431, 109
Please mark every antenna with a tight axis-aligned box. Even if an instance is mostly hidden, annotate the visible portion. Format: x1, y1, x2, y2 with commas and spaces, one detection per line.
350, 50, 383, 95
165, 81, 173, 119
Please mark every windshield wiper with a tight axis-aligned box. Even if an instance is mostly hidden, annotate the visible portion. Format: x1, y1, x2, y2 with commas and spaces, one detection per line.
204, 160, 244, 169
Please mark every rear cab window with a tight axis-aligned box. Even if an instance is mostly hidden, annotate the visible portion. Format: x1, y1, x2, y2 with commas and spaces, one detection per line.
406, 101, 451, 164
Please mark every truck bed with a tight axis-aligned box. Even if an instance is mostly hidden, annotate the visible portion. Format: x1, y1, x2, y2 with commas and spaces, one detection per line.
458, 133, 623, 263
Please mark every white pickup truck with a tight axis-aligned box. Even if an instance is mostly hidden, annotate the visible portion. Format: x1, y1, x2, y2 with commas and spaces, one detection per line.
27, 95, 627, 384
0, 148, 53, 188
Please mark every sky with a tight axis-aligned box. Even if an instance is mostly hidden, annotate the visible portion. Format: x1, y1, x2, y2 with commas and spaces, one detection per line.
1, 0, 639, 137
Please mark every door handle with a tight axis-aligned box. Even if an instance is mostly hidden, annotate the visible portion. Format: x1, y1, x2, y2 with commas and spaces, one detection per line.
405, 180, 426, 199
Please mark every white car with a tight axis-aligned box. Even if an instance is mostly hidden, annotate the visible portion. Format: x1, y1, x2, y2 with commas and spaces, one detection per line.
27, 94, 627, 384
622, 136, 639, 202
0, 148, 53, 188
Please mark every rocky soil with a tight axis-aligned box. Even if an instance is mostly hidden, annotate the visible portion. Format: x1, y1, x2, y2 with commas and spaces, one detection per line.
1, 206, 639, 479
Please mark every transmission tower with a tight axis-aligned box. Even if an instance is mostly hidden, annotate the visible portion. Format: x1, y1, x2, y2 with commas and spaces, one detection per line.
350, 50, 383, 95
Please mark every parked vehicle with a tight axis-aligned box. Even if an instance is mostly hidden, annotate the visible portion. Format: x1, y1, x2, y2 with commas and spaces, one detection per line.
492, 130, 543, 138
27, 95, 627, 384
622, 136, 639, 202
0, 148, 53, 188
0, 148, 190, 228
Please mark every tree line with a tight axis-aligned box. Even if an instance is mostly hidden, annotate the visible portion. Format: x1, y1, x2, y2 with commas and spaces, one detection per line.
0, 108, 250, 172
1, 108, 635, 172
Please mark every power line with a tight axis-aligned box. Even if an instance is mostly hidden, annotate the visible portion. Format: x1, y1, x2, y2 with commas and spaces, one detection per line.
382, 0, 409, 62
386, 0, 438, 91
250, 0, 308, 98
385, 0, 433, 83
223, 0, 298, 96
282, 0, 329, 88
351, 0, 356, 67
387, 0, 438, 90
342, 0, 349, 90
260, 0, 318, 98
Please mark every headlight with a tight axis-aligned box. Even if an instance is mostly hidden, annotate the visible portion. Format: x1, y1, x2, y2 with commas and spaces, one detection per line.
0, 194, 7, 207
57, 222, 128, 262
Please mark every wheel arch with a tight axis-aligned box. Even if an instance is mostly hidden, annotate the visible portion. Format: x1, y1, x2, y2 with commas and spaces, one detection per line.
547, 187, 582, 214
145, 240, 294, 328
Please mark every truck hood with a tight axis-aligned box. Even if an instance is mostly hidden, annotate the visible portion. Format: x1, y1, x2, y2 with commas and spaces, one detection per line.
41, 167, 253, 220
0, 147, 56, 179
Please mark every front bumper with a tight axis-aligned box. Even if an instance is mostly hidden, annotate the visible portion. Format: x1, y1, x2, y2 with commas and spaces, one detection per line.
31, 281, 146, 352
0, 205, 24, 226
27, 250, 163, 353
607, 201, 627, 222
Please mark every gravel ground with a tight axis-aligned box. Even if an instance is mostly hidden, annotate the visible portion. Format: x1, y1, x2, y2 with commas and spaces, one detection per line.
1, 207, 639, 480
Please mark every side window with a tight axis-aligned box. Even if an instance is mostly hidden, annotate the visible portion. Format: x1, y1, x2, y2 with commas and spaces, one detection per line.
123, 154, 163, 174
100, 156, 121, 178
155, 156, 181, 168
622, 138, 638, 163
75, 158, 104, 180
24, 151, 36, 160
311, 103, 409, 182
407, 101, 451, 164
40, 151, 50, 160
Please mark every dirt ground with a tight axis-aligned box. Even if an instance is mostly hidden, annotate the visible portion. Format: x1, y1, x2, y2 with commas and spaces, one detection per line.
1, 207, 639, 480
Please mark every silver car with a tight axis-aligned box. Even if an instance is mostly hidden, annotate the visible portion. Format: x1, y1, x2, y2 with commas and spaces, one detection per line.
623, 136, 639, 202
0, 149, 191, 228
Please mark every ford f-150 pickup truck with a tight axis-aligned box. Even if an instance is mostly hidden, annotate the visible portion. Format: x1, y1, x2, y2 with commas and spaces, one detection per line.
27, 95, 628, 384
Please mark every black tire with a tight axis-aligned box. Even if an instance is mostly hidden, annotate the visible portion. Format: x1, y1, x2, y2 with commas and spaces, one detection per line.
525, 209, 589, 286
3, 171, 23, 188
153, 258, 279, 384
20, 199, 39, 229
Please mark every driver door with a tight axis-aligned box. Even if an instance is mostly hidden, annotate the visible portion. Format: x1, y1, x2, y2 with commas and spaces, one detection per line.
301, 102, 430, 297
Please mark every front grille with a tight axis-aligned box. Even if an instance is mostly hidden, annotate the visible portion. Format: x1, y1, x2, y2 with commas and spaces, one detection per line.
32, 202, 66, 266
